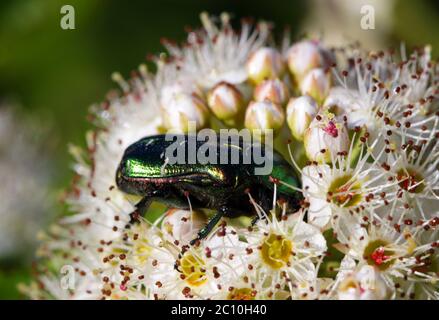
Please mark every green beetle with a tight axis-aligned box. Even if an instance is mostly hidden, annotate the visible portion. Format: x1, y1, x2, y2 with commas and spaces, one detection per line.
116, 134, 302, 244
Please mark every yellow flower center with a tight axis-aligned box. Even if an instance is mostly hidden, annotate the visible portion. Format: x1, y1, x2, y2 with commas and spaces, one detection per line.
180, 253, 207, 287
328, 174, 362, 207
260, 233, 292, 269
227, 288, 255, 300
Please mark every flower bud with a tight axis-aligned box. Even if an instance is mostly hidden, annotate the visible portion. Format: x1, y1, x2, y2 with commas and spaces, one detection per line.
300, 68, 331, 104
286, 95, 319, 141
287, 40, 333, 84
161, 84, 209, 132
246, 47, 286, 85
254, 78, 290, 106
304, 113, 350, 163
162, 209, 206, 244
244, 100, 285, 134
207, 81, 245, 124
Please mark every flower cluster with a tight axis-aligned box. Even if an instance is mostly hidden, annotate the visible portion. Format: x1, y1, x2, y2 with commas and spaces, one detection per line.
24, 13, 438, 300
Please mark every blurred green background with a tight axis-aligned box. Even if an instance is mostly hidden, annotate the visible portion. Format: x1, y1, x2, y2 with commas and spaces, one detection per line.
0, 0, 438, 299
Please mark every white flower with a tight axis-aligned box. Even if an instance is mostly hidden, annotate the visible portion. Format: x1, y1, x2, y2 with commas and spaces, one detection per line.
294, 277, 334, 300
331, 216, 439, 299
211, 273, 265, 300
406, 228, 439, 300
323, 86, 364, 125
337, 264, 391, 300
303, 112, 350, 163
300, 129, 398, 242
149, 224, 245, 299
378, 123, 439, 221
161, 209, 207, 245
240, 206, 326, 299
330, 46, 438, 142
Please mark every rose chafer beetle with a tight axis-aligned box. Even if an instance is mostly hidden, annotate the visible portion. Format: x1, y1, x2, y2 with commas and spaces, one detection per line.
116, 134, 302, 244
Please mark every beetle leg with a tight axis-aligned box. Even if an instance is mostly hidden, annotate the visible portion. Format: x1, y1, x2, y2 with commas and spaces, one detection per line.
128, 188, 188, 223
258, 186, 274, 214
128, 196, 152, 223
251, 215, 260, 226
189, 205, 231, 245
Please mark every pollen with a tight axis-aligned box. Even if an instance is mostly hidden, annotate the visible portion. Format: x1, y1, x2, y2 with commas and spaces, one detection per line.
260, 233, 293, 269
